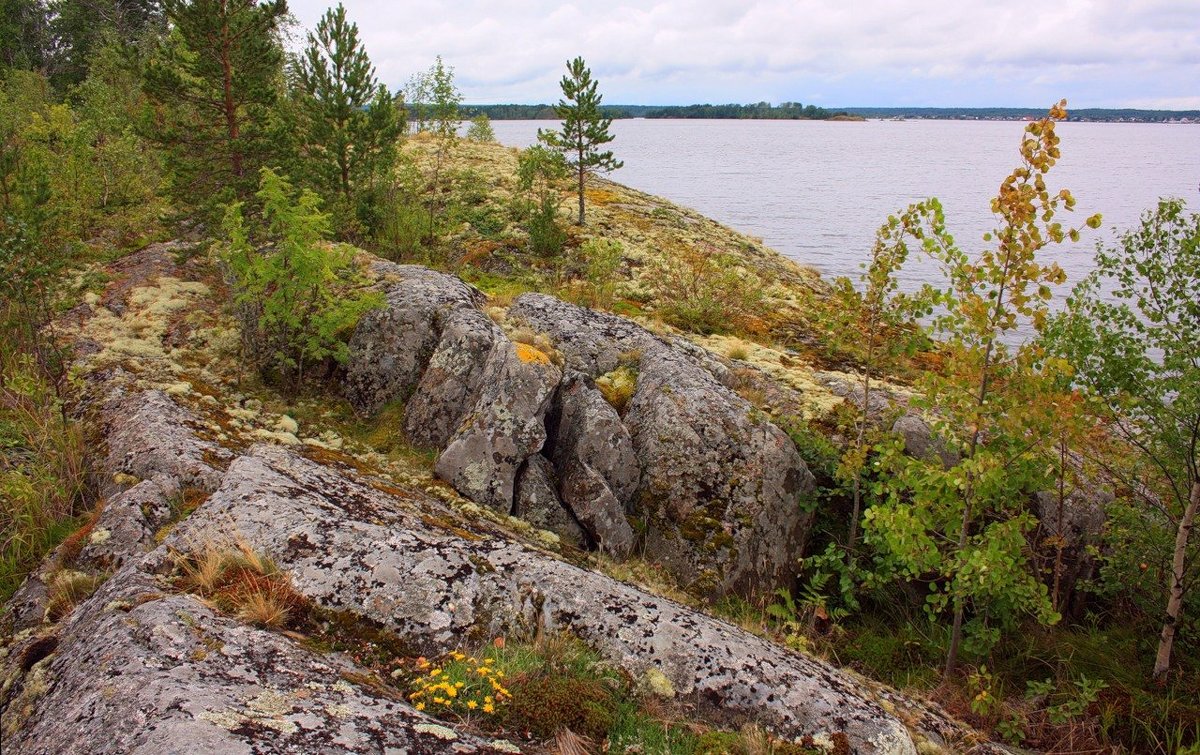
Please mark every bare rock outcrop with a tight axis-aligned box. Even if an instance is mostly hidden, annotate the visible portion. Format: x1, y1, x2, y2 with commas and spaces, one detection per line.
508, 294, 815, 597
548, 375, 640, 556
2, 383, 1003, 754
160, 441, 921, 754
343, 263, 487, 416
2, 569, 514, 755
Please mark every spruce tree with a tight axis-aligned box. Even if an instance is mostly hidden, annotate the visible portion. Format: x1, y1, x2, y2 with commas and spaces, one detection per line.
296, 3, 400, 202
538, 56, 621, 225
143, 0, 288, 201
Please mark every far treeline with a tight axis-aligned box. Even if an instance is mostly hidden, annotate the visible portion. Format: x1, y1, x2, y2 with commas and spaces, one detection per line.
465, 104, 1198, 123
462, 101, 859, 120
844, 106, 1200, 122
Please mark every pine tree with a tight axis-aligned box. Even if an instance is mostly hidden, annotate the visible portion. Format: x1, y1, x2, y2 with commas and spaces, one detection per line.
538, 57, 621, 225
296, 3, 400, 202
143, 0, 288, 201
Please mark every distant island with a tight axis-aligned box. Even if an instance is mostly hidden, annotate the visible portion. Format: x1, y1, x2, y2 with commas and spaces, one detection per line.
461, 102, 861, 121
462, 103, 1199, 124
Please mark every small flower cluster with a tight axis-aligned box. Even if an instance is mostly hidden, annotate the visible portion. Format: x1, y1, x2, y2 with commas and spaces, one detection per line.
409, 650, 512, 718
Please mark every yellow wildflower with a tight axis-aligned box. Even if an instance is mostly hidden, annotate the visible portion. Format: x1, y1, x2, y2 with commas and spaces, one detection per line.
466, 700, 478, 710
482, 703, 495, 714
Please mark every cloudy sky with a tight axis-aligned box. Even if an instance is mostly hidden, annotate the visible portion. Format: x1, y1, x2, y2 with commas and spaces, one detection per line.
286, 0, 1200, 109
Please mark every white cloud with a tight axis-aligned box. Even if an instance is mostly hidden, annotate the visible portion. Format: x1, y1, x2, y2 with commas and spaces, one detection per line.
286, 0, 1200, 107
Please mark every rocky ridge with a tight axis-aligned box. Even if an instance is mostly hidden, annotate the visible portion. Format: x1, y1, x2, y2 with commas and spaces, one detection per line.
0, 242, 1006, 754
346, 264, 815, 597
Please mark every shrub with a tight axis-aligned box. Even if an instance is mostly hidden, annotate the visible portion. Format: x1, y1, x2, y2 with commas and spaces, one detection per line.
527, 192, 567, 258
578, 236, 623, 307
222, 167, 384, 393
648, 243, 765, 335
466, 114, 495, 142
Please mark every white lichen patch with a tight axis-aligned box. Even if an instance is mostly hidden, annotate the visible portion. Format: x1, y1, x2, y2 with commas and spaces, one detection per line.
88, 528, 112, 545
276, 415, 299, 434
489, 739, 523, 753
413, 722, 458, 740
694, 333, 847, 419
64, 274, 219, 396
323, 703, 353, 719
197, 708, 245, 730
251, 429, 301, 446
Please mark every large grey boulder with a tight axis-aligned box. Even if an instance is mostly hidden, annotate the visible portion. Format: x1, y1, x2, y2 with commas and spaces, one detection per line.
548, 375, 639, 556
625, 348, 814, 597
343, 263, 485, 415
434, 338, 561, 512
513, 455, 587, 548
403, 307, 499, 448
509, 294, 815, 598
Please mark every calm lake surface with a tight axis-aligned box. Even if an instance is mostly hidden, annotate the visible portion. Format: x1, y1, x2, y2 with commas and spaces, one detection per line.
491, 119, 1200, 300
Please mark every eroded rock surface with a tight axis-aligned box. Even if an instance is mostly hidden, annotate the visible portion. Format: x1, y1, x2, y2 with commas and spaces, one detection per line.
163, 441, 920, 754
2, 571, 513, 755
513, 455, 587, 549
548, 375, 639, 556
434, 338, 561, 512
509, 293, 815, 597
344, 263, 486, 416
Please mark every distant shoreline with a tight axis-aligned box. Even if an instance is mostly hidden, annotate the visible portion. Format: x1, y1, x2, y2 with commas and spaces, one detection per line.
461, 103, 1199, 124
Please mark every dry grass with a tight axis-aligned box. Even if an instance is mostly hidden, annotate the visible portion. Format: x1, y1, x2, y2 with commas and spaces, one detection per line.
0, 351, 91, 601
173, 539, 306, 630
44, 569, 106, 622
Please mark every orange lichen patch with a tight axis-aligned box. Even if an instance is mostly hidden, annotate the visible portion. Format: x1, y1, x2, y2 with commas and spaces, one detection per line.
460, 240, 503, 267
514, 342, 551, 365
420, 514, 485, 542
366, 479, 416, 501
585, 188, 620, 206
56, 501, 106, 567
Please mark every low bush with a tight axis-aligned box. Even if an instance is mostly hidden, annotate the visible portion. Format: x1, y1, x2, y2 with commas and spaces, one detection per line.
647, 243, 765, 335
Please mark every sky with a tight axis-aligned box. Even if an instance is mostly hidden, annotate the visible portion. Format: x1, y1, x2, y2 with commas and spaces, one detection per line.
285, 0, 1200, 109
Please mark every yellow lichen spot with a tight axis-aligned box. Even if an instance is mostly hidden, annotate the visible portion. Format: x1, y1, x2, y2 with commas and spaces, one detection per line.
585, 188, 620, 205
514, 342, 550, 365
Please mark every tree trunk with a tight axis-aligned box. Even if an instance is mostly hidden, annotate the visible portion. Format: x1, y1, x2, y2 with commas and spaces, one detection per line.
1153, 479, 1199, 681
577, 163, 585, 225
846, 339, 875, 553
1051, 437, 1068, 612
220, 4, 241, 178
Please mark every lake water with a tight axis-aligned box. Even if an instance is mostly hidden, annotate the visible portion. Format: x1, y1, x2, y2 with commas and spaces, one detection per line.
490, 119, 1200, 302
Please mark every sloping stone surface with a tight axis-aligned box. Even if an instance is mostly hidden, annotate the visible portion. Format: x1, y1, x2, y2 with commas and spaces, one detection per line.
102, 387, 230, 495
1, 571, 512, 755
161, 444, 918, 754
